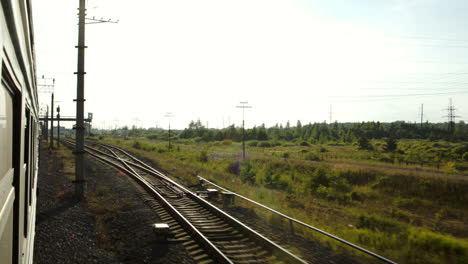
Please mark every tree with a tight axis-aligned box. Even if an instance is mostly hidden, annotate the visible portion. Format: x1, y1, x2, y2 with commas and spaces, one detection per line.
358, 135, 372, 150
383, 137, 398, 152
257, 124, 268, 140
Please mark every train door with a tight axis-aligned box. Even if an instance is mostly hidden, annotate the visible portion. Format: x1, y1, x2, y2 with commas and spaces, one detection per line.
0, 70, 15, 263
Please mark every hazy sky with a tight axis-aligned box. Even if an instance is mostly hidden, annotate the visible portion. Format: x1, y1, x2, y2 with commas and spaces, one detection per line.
33, 0, 468, 129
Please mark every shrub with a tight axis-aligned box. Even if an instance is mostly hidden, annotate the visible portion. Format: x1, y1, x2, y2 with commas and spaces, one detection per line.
383, 137, 398, 152
282, 152, 290, 159
357, 214, 404, 233
394, 197, 423, 210
311, 165, 330, 188
455, 162, 468, 171
222, 139, 233, 145
240, 162, 256, 184
408, 229, 468, 261
198, 151, 209, 163
225, 161, 240, 174
299, 141, 310, 146
248, 141, 258, 147
258, 141, 272, 148
271, 141, 281, 147
305, 152, 321, 161
146, 134, 158, 140
132, 141, 142, 149
316, 185, 332, 199
319, 146, 328, 152
444, 162, 458, 173
339, 170, 377, 185
358, 136, 372, 150
348, 191, 364, 202
462, 152, 468, 161
330, 177, 351, 192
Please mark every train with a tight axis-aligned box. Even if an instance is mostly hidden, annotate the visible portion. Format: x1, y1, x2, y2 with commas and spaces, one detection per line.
0, 1, 39, 264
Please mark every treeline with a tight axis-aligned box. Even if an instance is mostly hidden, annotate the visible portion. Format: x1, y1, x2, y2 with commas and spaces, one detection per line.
97, 120, 467, 142
177, 120, 467, 142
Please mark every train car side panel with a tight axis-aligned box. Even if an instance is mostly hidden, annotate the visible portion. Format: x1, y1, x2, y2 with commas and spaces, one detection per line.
0, 81, 15, 264
1, 0, 38, 263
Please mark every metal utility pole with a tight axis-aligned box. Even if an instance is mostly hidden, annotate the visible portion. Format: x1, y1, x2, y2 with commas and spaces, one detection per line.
329, 104, 333, 124
71, 3, 117, 199
133, 117, 140, 129
38, 75, 55, 142
44, 106, 49, 142
74, 0, 87, 199
443, 98, 460, 134
57, 105, 61, 148
164, 113, 174, 150
236, 102, 252, 160
50, 93, 54, 148
420, 104, 424, 128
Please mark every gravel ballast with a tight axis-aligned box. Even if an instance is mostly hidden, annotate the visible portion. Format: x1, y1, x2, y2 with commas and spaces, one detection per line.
34, 143, 195, 264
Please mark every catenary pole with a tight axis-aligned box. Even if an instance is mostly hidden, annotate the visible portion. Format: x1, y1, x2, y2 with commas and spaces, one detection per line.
57, 105, 61, 148
50, 93, 54, 148
45, 106, 49, 142
236, 102, 252, 160
74, 0, 86, 199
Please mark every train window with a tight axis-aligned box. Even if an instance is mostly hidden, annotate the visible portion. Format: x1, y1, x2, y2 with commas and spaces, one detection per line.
23, 109, 30, 237
0, 85, 13, 179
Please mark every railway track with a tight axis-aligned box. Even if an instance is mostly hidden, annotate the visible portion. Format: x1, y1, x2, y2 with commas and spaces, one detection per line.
62, 139, 308, 264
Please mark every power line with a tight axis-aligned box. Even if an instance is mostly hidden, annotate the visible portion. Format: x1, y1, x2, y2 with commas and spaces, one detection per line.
332, 91, 468, 99
388, 35, 468, 43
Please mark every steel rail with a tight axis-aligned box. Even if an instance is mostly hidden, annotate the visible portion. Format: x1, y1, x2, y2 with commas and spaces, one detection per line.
198, 176, 397, 264
89, 142, 308, 264
60, 139, 234, 264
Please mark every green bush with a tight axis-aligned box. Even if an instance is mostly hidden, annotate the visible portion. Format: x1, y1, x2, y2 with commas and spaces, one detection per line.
222, 139, 233, 145
240, 162, 256, 184
305, 152, 321, 161
157, 148, 165, 153
319, 146, 328, 152
408, 229, 468, 262
146, 134, 158, 140
198, 151, 209, 163
330, 177, 351, 192
248, 140, 258, 147
224, 161, 239, 174
316, 185, 332, 199
394, 197, 423, 210
132, 141, 142, 149
357, 214, 404, 233
348, 191, 364, 202
311, 165, 330, 188
258, 141, 272, 148
462, 152, 468, 161
282, 152, 290, 159
339, 169, 377, 185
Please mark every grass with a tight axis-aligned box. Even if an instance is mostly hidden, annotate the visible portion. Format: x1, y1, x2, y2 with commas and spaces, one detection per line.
95, 136, 468, 263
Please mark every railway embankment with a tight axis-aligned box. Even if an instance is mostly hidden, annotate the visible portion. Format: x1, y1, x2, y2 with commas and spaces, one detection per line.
34, 141, 195, 264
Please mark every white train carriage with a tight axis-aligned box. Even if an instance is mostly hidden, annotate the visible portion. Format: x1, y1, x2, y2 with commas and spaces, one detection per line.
0, 0, 39, 263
